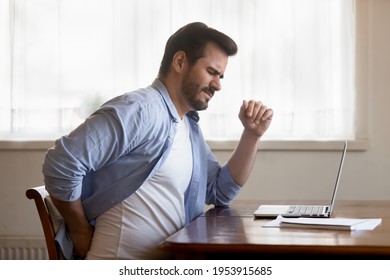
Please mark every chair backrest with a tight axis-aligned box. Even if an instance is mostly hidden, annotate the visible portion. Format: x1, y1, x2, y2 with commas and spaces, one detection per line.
25, 186, 63, 260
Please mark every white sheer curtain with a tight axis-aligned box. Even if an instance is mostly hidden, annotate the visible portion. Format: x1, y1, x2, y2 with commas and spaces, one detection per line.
0, 0, 355, 140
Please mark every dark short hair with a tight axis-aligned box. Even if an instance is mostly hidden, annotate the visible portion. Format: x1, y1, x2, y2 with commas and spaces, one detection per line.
158, 22, 238, 77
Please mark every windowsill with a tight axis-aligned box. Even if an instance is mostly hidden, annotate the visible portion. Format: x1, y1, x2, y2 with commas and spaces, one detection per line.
208, 139, 368, 151
0, 139, 369, 151
0, 140, 56, 151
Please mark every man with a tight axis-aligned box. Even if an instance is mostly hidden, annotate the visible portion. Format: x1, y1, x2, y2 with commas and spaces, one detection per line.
42, 22, 273, 259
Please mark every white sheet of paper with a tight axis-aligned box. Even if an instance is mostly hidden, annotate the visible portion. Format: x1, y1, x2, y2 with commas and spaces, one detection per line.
263, 215, 382, 231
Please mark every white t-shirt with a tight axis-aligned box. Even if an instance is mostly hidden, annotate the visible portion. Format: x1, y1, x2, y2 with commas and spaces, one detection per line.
87, 117, 193, 259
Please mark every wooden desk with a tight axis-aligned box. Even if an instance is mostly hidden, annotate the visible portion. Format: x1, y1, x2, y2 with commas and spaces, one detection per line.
159, 200, 390, 259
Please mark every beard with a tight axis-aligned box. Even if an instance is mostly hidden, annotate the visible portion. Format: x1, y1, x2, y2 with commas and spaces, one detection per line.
181, 80, 214, 111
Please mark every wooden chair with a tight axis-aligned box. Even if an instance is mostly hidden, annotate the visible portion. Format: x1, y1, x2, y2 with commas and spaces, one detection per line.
25, 186, 63, 260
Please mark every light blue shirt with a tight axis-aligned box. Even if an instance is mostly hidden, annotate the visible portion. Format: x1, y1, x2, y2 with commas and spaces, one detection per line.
42, 78, 241, 259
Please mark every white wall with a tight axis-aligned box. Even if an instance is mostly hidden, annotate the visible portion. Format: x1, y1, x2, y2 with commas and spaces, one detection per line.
0, 0, 389, 240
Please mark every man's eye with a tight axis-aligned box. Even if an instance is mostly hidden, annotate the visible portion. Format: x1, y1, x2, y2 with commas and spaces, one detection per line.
209, 70, 218, 76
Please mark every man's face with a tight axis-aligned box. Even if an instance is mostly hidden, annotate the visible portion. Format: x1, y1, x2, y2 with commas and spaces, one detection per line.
181, 42, 229, 111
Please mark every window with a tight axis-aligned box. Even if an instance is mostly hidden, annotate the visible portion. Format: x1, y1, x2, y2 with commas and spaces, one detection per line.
0, 0, 356, 141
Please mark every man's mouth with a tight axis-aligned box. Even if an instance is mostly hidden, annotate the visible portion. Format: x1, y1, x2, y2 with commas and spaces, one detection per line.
202, 88, 215, 99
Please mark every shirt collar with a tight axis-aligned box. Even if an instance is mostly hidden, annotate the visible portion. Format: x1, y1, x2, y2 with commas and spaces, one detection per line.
152, 78, 180, 123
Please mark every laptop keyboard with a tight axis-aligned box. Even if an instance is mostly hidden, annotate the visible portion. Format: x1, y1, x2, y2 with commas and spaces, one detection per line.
287, 205, 324, 216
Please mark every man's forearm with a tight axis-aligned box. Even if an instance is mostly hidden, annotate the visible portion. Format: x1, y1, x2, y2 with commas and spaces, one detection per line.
51, 197, 94, 257
51, 197, 89, 230
228, 99, 273, 187
227, 129, 260, 186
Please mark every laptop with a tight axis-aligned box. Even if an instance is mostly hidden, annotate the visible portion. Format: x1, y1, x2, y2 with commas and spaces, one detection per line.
253, 141, 347, 218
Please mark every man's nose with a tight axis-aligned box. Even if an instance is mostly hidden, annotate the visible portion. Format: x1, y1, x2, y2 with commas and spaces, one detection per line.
210, 77, 221, 92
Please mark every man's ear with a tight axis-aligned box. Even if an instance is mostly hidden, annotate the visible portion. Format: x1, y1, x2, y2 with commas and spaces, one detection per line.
172, 51, 187, 73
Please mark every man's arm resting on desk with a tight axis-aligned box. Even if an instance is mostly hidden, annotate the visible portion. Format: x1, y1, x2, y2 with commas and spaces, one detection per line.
51, 197, 94, 258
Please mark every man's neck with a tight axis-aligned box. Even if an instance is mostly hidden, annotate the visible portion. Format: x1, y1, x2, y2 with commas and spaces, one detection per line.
158, 76, 188, 119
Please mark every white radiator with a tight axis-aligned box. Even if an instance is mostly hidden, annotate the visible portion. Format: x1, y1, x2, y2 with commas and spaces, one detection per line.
0, 238, 48, 260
